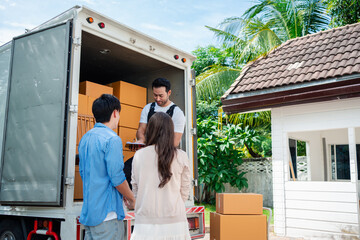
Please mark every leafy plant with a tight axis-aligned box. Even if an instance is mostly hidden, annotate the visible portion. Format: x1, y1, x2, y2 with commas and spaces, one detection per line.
191, 45, 236, 76
197, 118, 248, 203
326, 0, 360, 27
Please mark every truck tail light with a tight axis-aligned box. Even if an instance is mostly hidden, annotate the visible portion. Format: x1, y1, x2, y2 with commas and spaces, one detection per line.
86, 17, 94, 23
181, 58, 186, 63
98, 22, 105, 29
174, 55, 179, 60
187, 217, 199, 230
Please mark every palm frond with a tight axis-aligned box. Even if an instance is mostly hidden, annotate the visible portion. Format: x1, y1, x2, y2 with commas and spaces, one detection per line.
196, 67, 241, 102
228, 111, 272, 130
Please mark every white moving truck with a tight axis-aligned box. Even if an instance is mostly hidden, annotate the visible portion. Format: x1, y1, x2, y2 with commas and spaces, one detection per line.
0, 6, 204, 240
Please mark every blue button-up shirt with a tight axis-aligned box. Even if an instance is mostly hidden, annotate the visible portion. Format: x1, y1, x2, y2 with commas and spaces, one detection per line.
78, 123, 126, 226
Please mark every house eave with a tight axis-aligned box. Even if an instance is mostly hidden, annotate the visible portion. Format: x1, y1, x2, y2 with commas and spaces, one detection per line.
222, 77, 360, 114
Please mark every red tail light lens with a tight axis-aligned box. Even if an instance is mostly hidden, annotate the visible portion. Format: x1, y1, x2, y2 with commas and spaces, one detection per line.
98, 22, 105, 29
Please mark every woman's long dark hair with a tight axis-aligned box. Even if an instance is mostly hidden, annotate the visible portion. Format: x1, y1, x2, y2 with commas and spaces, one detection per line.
145, 112, 177, 188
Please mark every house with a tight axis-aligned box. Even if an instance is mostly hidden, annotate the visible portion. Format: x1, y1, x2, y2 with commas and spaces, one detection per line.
221, 22, 360, 239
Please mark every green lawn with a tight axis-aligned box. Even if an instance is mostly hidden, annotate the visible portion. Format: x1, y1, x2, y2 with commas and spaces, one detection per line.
197, 203, 274, 225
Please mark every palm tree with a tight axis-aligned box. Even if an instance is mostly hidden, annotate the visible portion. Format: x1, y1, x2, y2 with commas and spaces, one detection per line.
195, 0, 330, 157
206, 0, 330, 67
197, 0, 330, 108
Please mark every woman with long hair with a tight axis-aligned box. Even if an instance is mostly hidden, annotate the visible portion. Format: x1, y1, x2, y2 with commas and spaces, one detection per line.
130, 112, 191, 240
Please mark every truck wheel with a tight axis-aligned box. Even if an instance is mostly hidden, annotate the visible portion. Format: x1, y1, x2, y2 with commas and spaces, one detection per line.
0, 220, 23, 240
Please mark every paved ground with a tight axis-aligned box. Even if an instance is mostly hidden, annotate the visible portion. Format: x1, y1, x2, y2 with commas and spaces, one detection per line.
198, 232, 303, 240
199, 225, 304, 240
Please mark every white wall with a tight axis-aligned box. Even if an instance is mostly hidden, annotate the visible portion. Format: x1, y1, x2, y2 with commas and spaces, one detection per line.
272, 97, 360, 238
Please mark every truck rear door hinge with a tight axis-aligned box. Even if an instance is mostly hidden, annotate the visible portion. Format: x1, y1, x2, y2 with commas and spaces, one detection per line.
73, 37, 81, 47
192, 179, 198, 186
65, 177, 74, 186
189, 78, 196, 87
69, 105, 78, 113
190, 128, 197, 136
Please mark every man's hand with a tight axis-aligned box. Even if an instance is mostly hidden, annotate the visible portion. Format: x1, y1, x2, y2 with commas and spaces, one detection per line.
124, 196, 135, 210
116, 181, 135, 210
135, 123, 147, 147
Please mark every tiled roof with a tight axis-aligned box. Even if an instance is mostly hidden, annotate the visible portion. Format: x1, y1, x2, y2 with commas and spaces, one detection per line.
222, 22, 360, 99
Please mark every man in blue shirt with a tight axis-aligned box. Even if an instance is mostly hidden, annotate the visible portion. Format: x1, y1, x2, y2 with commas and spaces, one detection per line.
79, 94, 135, 240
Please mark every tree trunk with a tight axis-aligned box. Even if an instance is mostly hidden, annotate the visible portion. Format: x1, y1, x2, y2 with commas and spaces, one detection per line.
245, 142, 262, 158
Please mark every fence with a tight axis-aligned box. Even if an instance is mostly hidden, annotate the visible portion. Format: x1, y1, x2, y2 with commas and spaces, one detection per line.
223, 156, 309, 208
224, 157, 273, 207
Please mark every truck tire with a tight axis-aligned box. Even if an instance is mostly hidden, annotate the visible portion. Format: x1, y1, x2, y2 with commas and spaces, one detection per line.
0, 220, 23, 240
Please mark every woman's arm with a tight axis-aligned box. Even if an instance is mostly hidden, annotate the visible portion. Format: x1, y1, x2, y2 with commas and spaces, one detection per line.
180, 153, 191, 202
131, 155, 138, 198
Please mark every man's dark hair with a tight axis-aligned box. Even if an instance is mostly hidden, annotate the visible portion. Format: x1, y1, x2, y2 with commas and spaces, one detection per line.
92, 94, 121, 123
152, 78, 171, 92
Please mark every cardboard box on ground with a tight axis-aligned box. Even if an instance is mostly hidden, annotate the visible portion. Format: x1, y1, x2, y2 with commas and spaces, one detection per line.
74, 80, 146, 201
210, 193, 267, 240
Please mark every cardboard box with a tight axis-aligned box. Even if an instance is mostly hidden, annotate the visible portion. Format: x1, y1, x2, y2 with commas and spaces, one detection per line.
216, 193, 263, 215
210, 212, 267, 240
119, 127, 137, 150
119, 104, 142, 129
87, 96, 97, 116
78, 94, 88, 115
108, 81, 147, 108
79, 81, 113, 99
74, 165, 83, 200
123, 150, 135, 162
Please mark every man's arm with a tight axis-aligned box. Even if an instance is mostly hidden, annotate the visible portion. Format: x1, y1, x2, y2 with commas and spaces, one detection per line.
173, 107, 186, 147
116, 181, 135, 209
136, 123, 147, 144
174, 132, 183, 147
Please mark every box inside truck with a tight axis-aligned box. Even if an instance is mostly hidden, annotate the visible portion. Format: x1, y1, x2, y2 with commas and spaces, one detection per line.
74, 31, 187, 201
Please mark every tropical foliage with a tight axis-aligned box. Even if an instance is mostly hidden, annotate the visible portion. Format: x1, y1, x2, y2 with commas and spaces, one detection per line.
326, 0, 360, 27
191, 45, 235, 76
197, 117, 248, 203
206, 0, 330, 66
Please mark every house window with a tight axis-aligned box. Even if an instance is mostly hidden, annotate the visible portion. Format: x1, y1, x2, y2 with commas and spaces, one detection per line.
289, 139, 308, 181
330, 144, 360, 180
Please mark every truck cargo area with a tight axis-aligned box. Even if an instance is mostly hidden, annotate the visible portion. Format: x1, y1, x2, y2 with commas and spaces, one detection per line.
79, 31, 185, 111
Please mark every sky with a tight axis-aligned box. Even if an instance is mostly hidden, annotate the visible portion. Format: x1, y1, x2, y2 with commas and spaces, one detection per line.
0, 0, 254, 53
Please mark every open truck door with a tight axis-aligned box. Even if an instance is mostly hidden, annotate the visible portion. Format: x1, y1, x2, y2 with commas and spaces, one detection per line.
0, 21, 72, 206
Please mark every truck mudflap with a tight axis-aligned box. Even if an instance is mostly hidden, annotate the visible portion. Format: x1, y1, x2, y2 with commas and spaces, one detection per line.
124, 206, 205, 240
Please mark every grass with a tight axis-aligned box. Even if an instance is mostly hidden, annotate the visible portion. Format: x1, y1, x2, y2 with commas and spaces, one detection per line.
202, 203, 216, 225
196, 203, 274, 225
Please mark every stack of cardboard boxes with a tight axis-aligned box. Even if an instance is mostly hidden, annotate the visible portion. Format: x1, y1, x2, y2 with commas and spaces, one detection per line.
108, 81, 147, 162
210, 193, 267, 240
74, 80, 147, 201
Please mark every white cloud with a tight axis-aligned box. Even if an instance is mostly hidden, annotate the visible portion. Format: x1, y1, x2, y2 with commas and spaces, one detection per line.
0, 5, 6, 10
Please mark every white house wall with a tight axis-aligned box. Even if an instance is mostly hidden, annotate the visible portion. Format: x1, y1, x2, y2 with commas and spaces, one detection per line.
272, 98, 360, 239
